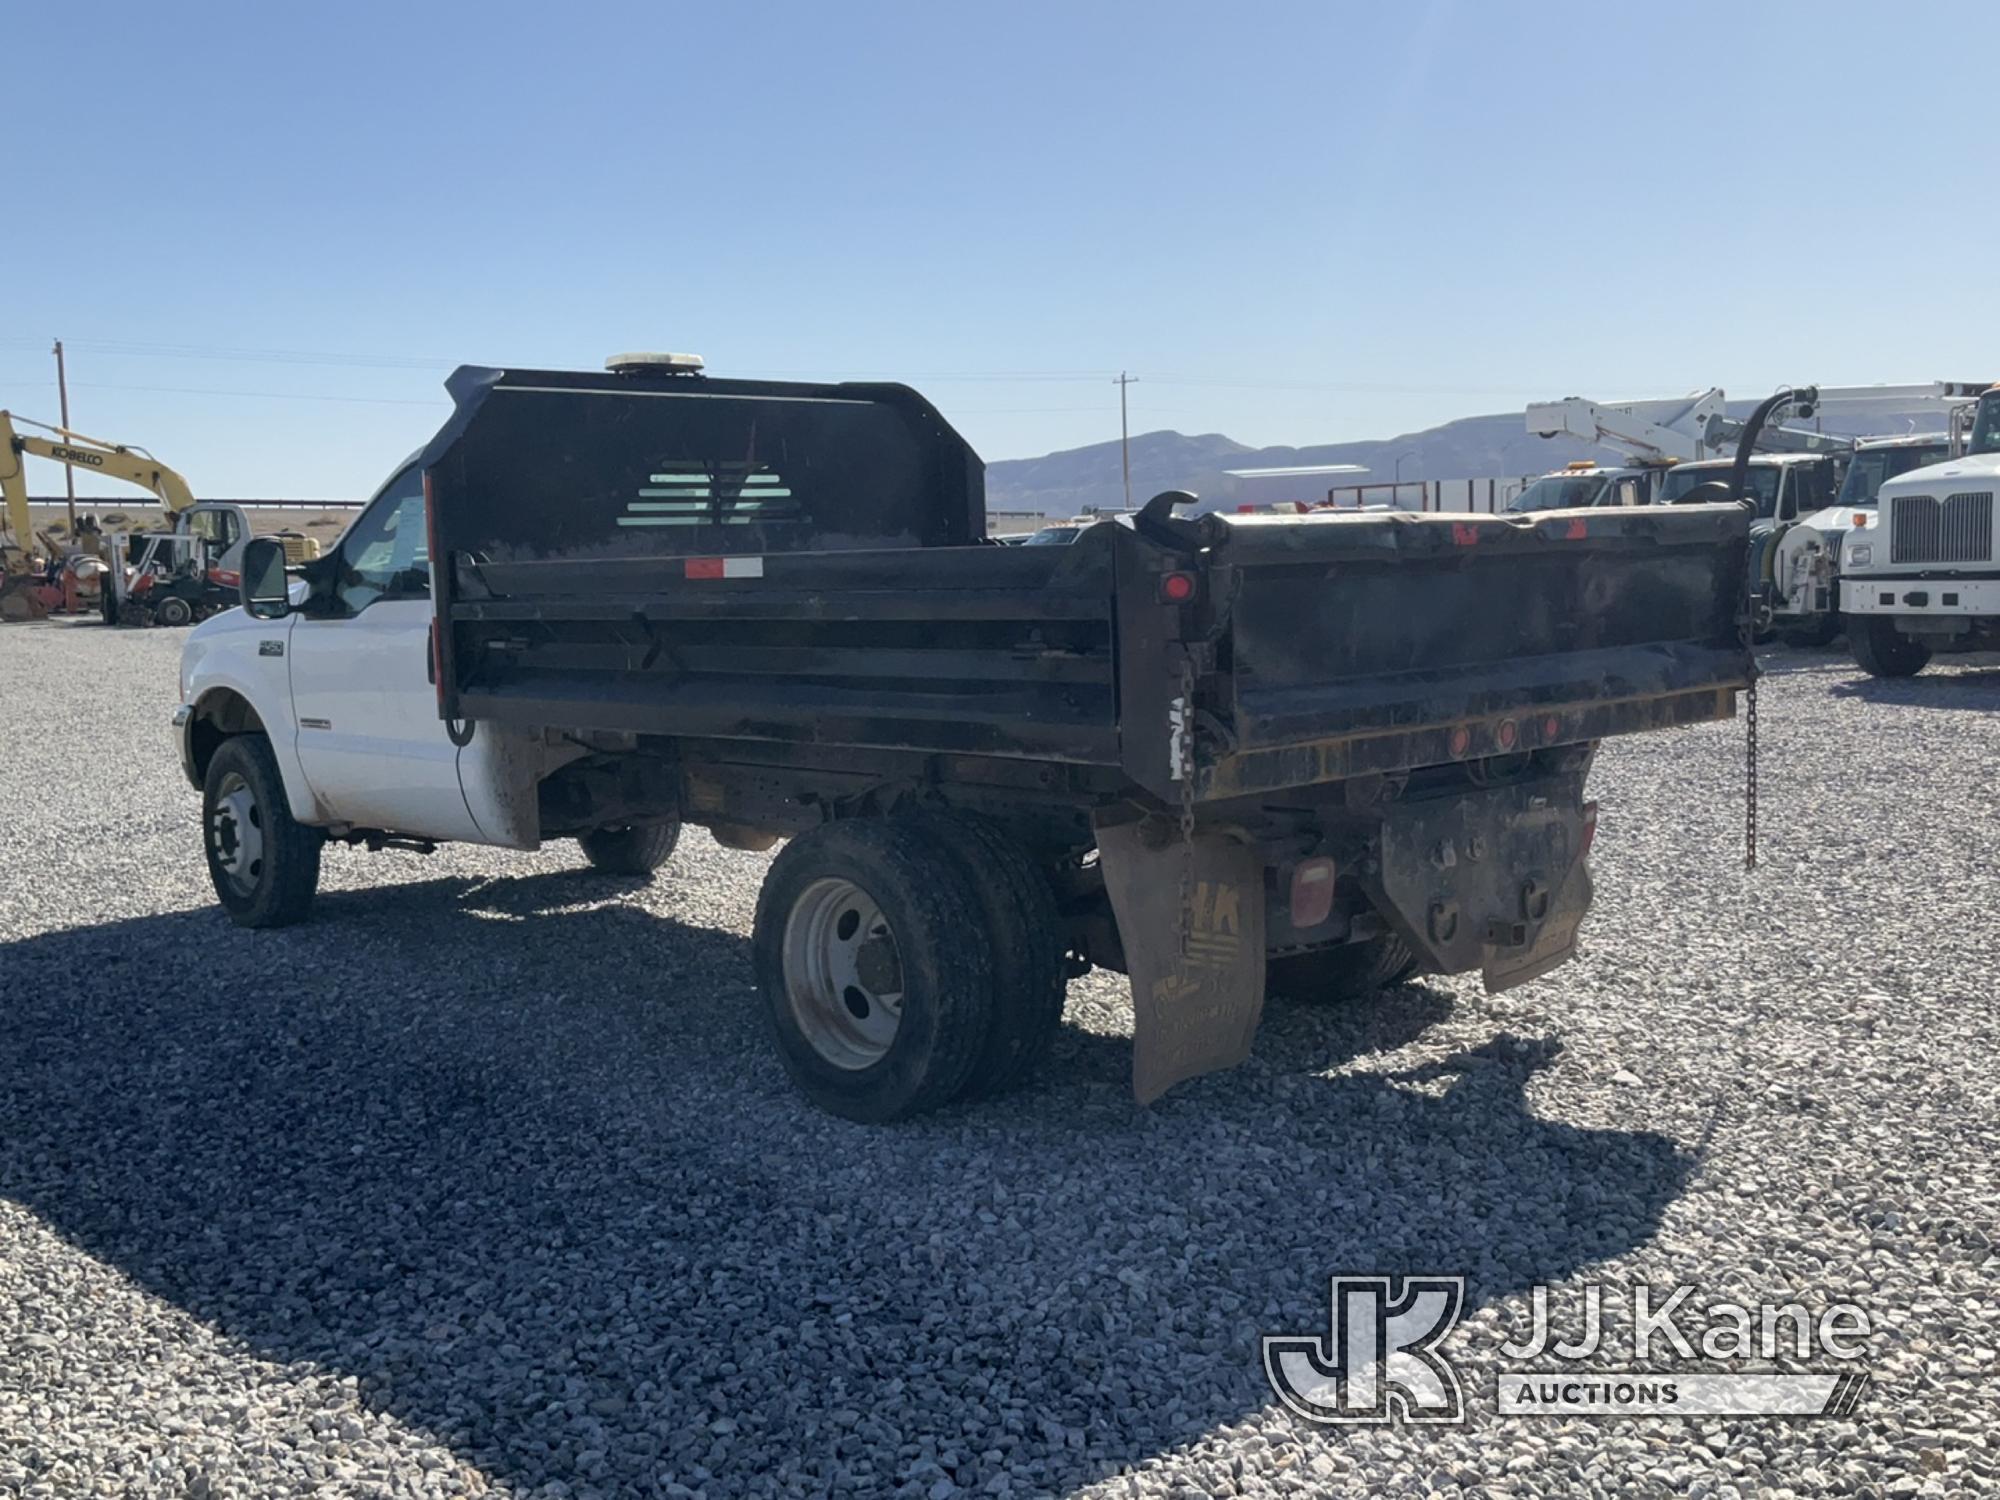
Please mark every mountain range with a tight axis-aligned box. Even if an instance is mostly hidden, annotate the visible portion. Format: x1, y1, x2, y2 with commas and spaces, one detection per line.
985, 402, 1951, 518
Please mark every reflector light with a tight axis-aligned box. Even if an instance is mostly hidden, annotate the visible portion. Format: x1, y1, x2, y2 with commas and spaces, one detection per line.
1542, 714, 1560, 741
1159, 571, 1197, 603
1449, 725, 1472, 757
1289, 857, 1338, 929
1496, 719, 1519, 750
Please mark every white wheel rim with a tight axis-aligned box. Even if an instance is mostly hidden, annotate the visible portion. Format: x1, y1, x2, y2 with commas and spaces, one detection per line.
210, 770, 265, 897
782, 877, 904, 1070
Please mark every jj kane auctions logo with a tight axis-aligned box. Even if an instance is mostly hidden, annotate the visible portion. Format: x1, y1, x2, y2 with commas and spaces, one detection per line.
1264, 1277, 1871, 1423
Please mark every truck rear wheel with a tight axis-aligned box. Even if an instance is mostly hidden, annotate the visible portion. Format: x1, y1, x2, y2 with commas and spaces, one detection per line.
903, 812, 1067, 1099
1266, 934, 1417, 1004
203, 735, 322, 929
754, 820, 994, 1122
1851, 618, 1931, 678
578, 817, 680, 878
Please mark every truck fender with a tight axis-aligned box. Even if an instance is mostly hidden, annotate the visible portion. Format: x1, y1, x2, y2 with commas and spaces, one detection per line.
185, 675, 323, 824
1094, 817, 1268, 1104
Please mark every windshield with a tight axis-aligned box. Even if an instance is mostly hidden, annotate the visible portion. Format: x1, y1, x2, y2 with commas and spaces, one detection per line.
1970, 394, 2000, 456
1023, 526, 1084, 545
1659, 464, 1781, 515
1836, 443, 1952, 508
1507, 474, 1609, 512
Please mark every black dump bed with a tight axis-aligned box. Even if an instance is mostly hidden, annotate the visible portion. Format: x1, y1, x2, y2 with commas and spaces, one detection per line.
425, 366, 1753, 804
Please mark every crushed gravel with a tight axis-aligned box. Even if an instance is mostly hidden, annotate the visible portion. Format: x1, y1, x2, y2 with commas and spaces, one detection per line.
1, 618, 1996, 1498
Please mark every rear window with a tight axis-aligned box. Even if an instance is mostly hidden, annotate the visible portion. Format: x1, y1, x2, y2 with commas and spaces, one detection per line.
431, 384, 977, 562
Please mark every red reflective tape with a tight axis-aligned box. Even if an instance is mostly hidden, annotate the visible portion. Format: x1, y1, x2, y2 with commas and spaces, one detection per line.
1452, 523, 1481, 546
684, 557, 726, 579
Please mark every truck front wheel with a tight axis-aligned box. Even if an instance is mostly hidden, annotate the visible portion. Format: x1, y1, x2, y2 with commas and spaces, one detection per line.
1851, 618, 1931, 678
1266, 934, 1417, 1004
203, 735, 322, 928
578, 817, 680, 878
753, 820, 995, 1122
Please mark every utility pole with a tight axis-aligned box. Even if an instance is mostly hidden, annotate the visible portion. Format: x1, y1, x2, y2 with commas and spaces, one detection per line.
53, 339, 76, 537
1114, 371, 1138, 509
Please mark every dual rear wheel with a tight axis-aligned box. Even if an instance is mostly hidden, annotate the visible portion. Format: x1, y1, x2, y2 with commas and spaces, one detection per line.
752, 815, 1066, 1123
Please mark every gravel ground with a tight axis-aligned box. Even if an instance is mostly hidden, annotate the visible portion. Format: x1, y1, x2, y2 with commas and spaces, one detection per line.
1, 618, 1996, 1499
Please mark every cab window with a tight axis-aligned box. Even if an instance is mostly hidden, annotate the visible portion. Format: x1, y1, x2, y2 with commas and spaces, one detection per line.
185, 508, 242, 550
333, 468, 430, 614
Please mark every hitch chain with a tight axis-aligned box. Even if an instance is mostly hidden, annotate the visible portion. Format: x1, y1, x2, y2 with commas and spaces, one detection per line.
1176, 652, 1198, 958
1743, 618, 1759, 871
1744, 674, 1759, 871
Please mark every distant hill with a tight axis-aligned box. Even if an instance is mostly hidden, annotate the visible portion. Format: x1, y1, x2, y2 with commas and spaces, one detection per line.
986, 401, 1952, 517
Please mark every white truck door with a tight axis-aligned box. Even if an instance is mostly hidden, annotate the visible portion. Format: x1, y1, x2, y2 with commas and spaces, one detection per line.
286, 467, 484, 842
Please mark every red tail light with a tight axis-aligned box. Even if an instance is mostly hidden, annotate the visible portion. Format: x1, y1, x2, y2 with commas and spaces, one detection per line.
1580, 801, 1599, 858
1158, 570, 1198, 604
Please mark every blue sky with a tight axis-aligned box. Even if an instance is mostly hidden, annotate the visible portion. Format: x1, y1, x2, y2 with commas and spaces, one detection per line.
5, 0, 1995, 499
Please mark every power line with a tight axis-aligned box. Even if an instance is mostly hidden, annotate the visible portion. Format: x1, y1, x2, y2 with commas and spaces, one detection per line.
0, 379, 442, 407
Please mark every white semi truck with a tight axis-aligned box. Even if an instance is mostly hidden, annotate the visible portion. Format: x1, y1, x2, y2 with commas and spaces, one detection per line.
1840, 386, 2000, 676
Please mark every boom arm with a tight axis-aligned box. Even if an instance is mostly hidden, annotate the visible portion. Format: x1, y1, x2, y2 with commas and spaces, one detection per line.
0, 411, 198, 555
1528, 382, 1992, 467
1525, 390, 1728, 464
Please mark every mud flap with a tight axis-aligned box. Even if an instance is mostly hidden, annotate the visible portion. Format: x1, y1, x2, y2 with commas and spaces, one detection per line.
1095, 821, 1267, 1104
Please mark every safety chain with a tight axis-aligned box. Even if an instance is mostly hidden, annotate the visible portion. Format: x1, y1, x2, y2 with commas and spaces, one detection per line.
1176, 651, 1199, 958
1743, 607, 1759, 871
1744, 673, 1759, 870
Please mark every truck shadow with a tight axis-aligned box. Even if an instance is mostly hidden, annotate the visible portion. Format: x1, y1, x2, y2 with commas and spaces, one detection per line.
0, 872, 1692, 1494
1829, 666, 2000, 707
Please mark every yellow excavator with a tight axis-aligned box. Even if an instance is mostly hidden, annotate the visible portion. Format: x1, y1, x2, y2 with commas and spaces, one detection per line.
1, 411, 200, 620
1, 412, 317, 623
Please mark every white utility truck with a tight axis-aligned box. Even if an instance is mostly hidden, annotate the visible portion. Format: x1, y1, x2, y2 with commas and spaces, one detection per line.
1769, 434, 1956, 645
1840, 386, 2000, 676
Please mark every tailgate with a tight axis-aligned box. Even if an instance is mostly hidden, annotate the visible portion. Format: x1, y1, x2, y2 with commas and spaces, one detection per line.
1186, 505, 1751, 801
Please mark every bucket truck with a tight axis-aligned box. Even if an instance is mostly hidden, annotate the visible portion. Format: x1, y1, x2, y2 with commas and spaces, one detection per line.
1511, 387, 1850, 515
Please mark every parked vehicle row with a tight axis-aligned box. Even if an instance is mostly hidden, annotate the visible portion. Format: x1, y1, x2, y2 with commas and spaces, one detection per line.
1513, 382, 1997, 663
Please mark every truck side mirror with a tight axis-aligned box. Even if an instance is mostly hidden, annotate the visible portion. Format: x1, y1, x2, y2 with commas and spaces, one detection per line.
241, 537, 291, 619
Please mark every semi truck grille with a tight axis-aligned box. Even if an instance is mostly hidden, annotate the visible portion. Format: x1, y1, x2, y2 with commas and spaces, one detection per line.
1891, 492, 1994, 565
